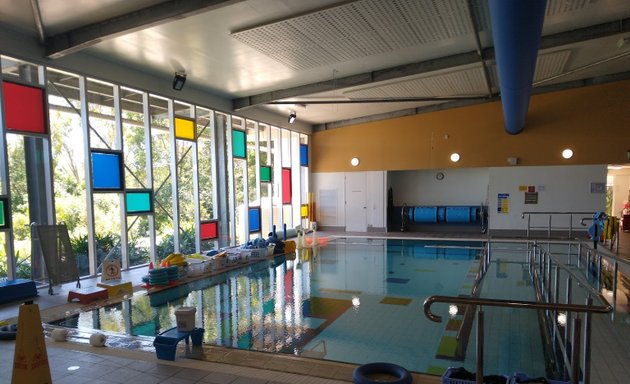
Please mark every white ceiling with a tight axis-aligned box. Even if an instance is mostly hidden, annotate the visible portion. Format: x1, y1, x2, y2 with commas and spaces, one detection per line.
1, 0, 630, 127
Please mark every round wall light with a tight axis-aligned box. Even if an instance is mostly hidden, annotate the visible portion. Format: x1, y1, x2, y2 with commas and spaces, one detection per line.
350, 157, 360, 166
561, 148, 574, 159
450, 153, 461, 162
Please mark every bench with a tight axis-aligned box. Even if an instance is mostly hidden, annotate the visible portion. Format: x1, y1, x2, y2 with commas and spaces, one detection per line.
67, 286, 109, 304
0, 279, 38, 305
153, 327, 204, 361
96, 279, 133, 297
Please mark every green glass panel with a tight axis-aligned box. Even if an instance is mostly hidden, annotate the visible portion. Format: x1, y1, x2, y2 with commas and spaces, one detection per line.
0, 200, 4, 227
260, 166, 272, 182
126, 191, 152, 214
232, 129, 246, 158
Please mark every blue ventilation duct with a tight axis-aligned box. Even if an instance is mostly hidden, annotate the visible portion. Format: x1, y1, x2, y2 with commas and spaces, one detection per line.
489, 0, 547, 135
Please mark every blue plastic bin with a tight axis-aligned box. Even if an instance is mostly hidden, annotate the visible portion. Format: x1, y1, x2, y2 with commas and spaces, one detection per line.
153, 326, 204, 361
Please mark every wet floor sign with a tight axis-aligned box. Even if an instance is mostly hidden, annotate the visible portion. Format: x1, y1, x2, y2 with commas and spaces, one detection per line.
11, 301, 52, 384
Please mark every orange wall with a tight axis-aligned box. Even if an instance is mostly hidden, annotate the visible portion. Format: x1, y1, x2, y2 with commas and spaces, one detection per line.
311, 80, 630, 172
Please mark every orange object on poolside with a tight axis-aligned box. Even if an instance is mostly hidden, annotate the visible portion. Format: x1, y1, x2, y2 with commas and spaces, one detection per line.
305, 236, 328, 246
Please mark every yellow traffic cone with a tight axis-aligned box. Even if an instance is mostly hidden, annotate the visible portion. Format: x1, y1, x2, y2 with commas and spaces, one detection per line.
11, 301, 52, 384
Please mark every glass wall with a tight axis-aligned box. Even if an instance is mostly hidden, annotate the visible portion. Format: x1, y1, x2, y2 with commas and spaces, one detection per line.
0, 53, 309, 282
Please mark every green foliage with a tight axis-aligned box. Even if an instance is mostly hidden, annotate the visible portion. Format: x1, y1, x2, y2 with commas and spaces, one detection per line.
156, 226, 196, 261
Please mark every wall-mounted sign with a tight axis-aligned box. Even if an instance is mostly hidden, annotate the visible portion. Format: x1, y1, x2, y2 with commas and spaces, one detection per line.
497, 193, 509, 214
524, 192, 538, 204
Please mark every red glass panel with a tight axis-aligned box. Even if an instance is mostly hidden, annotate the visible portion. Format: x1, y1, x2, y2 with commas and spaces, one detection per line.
200, 221, 218, 240
3, 81, 47, 134
282, 168, 291, 205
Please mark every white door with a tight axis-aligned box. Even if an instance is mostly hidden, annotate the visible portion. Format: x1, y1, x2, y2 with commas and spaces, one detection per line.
345, 172, 368, 232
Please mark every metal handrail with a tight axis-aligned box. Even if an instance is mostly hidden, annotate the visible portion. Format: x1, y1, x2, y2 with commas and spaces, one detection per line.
576, 238, 630, 268
574, 239, 630, 316
521, 211, 594, 239
423, 295, 611, 323
424, 239, 613, 384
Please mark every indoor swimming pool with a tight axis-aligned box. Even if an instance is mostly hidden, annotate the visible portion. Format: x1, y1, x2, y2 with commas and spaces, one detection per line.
51, 237, 548, 377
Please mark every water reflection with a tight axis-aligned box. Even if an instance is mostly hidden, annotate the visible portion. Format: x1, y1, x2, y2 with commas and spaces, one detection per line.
53, 239, 481, 370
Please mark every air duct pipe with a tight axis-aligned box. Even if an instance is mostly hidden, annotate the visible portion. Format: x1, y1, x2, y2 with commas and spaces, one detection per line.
489, 0, 547, 134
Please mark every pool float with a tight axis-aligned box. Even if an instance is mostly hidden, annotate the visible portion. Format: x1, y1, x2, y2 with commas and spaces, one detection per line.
352, 362, 412, 384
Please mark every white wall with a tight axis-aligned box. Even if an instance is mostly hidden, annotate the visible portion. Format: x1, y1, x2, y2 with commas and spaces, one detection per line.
488, 165, 607, 231
315, 165, 608, 233
388, 168, 490, 206
313, 172, 345, 227
313, 171, 386, 229
610, 169, 630, 216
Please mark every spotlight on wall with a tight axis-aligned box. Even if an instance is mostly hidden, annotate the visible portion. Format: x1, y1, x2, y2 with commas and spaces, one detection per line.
288, 111, 296, 124
450, 153, 461, 162
561, 148, 574, 159
172, 72, 187, 91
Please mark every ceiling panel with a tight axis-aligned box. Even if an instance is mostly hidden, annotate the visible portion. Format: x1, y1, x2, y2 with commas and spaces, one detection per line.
343, 65, 489, 99
231, 0, 479, 71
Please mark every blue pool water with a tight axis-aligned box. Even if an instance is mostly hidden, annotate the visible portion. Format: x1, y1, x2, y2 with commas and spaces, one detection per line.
52, 238, 547, 376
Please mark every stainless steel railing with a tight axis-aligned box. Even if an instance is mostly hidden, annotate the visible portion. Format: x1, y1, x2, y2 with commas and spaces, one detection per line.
573, 239, 630, 318
522, 211, 595, 239
424, 240, 613, 384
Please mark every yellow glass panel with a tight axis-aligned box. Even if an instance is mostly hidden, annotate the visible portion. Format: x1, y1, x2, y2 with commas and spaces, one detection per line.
301, 204, 309, 218
175, 117, 195, 140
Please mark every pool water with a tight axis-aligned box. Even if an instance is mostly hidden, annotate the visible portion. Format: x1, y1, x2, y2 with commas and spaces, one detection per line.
52, 238, 546, 376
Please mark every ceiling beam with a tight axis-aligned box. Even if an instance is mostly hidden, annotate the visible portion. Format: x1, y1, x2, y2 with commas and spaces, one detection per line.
232, 17, 630, 111
313, 70, 630, 131
45, 0, 244, 59
30, 0, 45, 44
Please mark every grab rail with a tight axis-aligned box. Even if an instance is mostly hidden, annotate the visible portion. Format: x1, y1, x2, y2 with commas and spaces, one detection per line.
521, 211, 594, 239
423, 295, 611, 323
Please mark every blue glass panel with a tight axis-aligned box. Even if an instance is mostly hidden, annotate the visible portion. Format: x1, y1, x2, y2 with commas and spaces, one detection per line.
300, 144, 308, 166
248, 207, 261, 233
92, 151, 123, 190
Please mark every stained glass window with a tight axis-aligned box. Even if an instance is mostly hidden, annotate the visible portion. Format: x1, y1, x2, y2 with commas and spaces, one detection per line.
126, 190, 153, 215
175, 116, 196, 141
282, 168, 291, 205
2, 81, 47, 134
91, 150, 124, 191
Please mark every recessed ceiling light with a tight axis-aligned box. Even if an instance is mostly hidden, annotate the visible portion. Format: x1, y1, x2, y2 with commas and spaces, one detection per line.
450, 153, 460, 162
561, 149, 573, 159
350, 157, 360, 166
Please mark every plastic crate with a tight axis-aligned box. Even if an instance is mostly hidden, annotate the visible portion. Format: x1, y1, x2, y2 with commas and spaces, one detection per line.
249, 248, 265, 259
238, 249, 251, 263
442, 367, 508, 384
211, 255, 226, 270
186, 260, 204, 277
